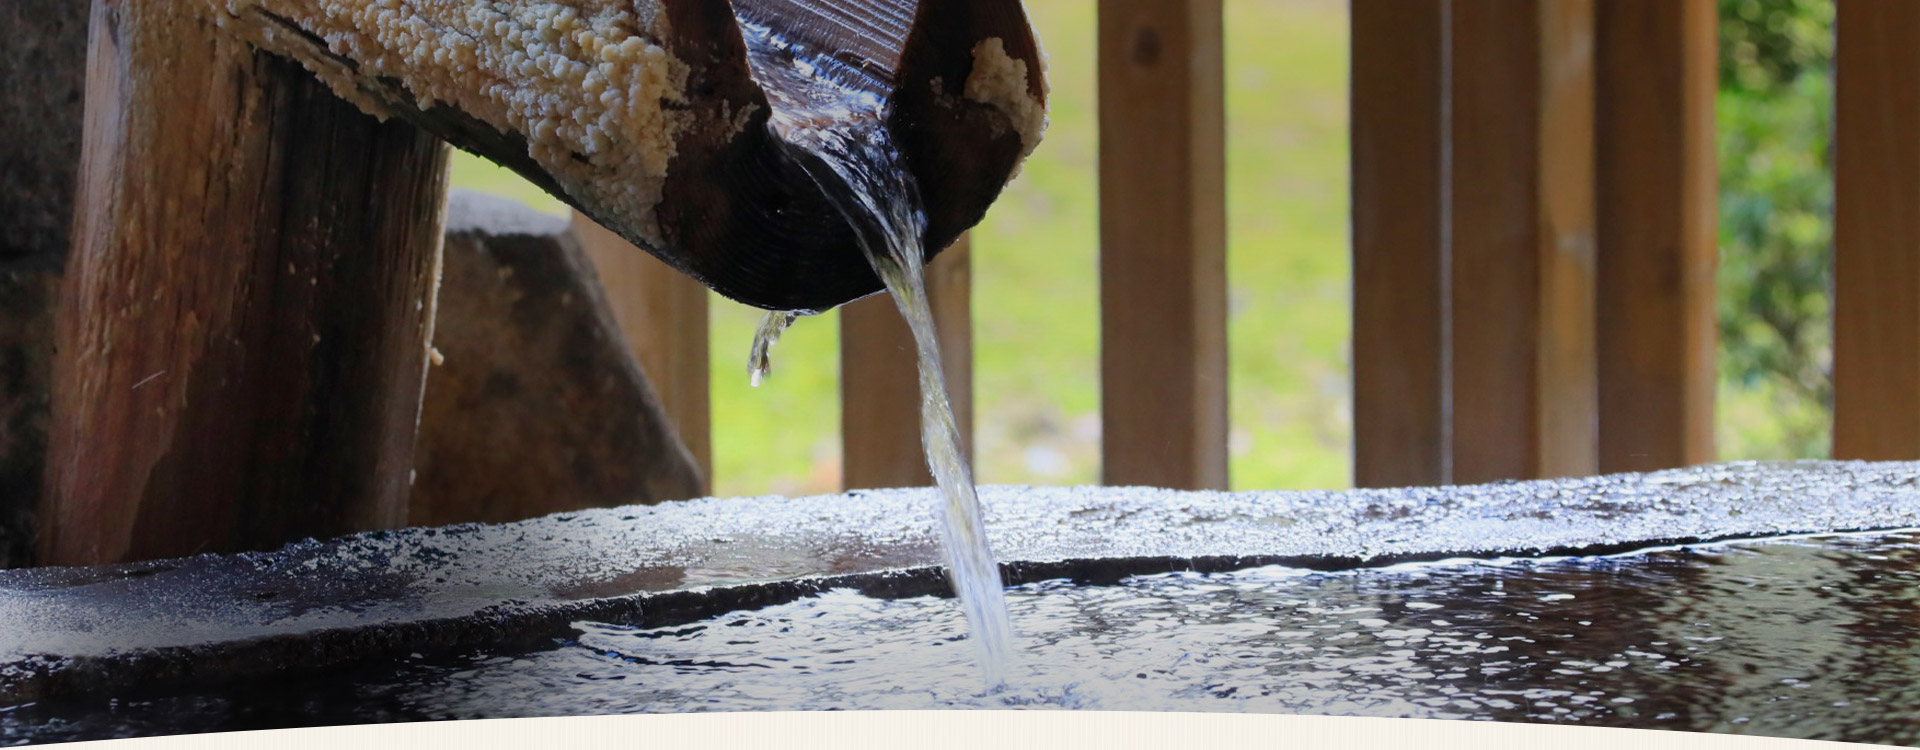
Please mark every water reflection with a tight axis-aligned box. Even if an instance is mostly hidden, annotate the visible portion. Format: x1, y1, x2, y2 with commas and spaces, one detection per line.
11, 530, 1920, 745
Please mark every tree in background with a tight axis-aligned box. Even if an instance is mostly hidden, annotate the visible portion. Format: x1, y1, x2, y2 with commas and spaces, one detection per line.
1716, 0, 1834, 459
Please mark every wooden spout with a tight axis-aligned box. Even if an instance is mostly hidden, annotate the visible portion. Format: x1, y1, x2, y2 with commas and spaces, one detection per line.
206, 0, 1049, 312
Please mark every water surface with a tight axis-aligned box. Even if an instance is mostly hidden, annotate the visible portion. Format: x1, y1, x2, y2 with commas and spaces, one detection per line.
12, 529, 1920, 745
735, 7, 1016, 686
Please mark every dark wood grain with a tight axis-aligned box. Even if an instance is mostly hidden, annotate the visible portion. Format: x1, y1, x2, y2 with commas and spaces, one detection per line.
1834, 0, 1920, 460
40, 0, 449, 565
226, 0, 1047, 313
1594, 0, 1718, 473
1351, 0, 1445, 489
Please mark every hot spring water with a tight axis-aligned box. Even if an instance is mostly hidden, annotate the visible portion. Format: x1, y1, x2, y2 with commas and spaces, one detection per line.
16, 7, 1920, 748
738, 18, 1015, 686
15, 528, 1920, 745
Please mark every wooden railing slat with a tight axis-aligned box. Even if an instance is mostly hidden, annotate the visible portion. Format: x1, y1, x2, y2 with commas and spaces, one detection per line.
572, 213, 713, 494
1834, 0, 1920, 460
1450, 0, 1598, 483
1594, 0, 1718, 473
841, 238, 973, 489
1351, 0, 1445, 489
1097, 0, 1228, 491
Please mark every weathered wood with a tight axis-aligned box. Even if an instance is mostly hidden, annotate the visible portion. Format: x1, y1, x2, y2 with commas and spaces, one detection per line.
40, 0, 450, 566
1351, 0, 1445, 489
572, 212, 712, 492
1097, 0, 1226, 491
206, 0, 1047, 313
0, 0, 88, 568
1834, 0, 1920, 460
841, 236, 972, 489
410, 193, 704, 526
1594, 0, 1718, 473
1449, 0, 1598, 483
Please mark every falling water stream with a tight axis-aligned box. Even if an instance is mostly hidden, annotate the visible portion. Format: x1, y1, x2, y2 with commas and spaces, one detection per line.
738, 17, 1015, 687
20, 10, 1920, 749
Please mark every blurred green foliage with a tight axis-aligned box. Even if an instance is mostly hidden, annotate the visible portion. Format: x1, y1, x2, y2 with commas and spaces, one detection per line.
1715, 0, 1834, 460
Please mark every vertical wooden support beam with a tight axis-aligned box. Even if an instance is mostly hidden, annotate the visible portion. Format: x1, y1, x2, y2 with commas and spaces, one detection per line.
1098, 0, 1228, 490
1594, 0, 1717, 473
572, 212, 713, 493
841, 237, 972, 489
1351, 0, 1445, 489
1449, 0, 1598, 483
40, 0, 449, 565
1835, 1, 1920, 460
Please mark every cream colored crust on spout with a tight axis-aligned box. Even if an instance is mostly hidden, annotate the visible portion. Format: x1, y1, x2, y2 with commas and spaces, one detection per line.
207, 0, 693, 246
963, 37, 1048, 161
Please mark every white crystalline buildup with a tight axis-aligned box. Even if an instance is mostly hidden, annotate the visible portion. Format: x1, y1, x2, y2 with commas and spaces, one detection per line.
962, 37, 1048, 161
209, 0, 692, 246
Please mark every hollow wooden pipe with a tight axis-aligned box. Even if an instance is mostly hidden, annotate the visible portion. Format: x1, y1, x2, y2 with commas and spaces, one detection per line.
206, 0, 1049, 313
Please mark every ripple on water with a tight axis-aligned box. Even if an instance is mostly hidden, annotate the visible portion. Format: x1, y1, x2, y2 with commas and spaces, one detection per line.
11, 530, 1920, 745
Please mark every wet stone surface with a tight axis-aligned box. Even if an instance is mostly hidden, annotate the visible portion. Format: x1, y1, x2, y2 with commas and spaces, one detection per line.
3, 461, 1920, 743
12, 529, 1920, 745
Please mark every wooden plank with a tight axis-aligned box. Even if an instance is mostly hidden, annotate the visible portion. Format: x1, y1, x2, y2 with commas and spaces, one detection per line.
1351, 0, 1445, 489
1449, 0, 1598, 483
1593, 0, 1718, 473
841, 237, 973, 489
41, 0, 448, 565
1834, 1, 1920, 460
572, 212, 713, 493
1098, 0, 1227, 490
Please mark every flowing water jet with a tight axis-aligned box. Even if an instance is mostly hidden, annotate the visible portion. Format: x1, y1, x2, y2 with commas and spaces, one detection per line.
748, 311, 800, 388
734, 6, 1018, 686
192, 0, 1047, 690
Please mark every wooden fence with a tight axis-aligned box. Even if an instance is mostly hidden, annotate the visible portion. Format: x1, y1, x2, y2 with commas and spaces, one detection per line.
597, 0, 1918, 493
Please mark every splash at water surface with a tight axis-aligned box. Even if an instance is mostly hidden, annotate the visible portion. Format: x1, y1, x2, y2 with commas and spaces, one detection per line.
732, 14, 1016, 687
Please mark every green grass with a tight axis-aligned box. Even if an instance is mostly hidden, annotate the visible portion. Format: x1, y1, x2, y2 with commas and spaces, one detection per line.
450, 0, 1357, 497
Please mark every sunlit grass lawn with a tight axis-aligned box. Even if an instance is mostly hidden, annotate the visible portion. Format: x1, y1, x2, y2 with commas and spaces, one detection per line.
452, 0, 1357, 497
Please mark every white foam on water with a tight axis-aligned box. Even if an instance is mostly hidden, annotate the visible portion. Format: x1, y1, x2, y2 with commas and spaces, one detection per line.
735, 20, 1016, 688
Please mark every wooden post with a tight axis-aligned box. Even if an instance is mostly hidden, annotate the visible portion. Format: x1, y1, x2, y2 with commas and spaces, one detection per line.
841, 237, 973, 489
1351, 0, 1445, 489
40, 0, 449, 565
1449, 0, 1598, 483
1594, 0, 1717, 473
1098, 0, 1228, 490
572, 212, 713, 492
1835, 1, 1920, 460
